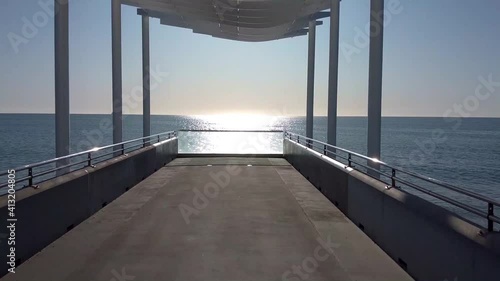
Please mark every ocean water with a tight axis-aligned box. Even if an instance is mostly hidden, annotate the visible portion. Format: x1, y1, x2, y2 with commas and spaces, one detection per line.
0, 114, 499, 227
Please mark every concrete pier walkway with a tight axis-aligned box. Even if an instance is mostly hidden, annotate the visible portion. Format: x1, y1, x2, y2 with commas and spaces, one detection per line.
2, 158, 412, 281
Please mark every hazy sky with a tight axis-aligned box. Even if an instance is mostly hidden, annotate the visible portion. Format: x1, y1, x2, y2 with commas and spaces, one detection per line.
0, 0, 499, 117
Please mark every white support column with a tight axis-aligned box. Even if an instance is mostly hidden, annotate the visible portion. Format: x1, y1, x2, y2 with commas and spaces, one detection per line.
55, 0, 70, 171
112, 0, 122, 145
367, 0, 384, 172
142, 14, 151, 143
327, 0, 340, 147
306, 20, 316, 139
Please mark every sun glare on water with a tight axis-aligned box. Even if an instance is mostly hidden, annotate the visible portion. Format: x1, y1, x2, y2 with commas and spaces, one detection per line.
198, 114, 278, 130
180, 114, 283, 154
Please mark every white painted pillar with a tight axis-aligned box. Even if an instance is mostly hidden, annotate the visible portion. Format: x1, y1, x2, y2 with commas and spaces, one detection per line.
306, 20, 316, 139
142, 14, 151, 142
327, 0, 340, 147
367, 0, 384, 173
55, 0, 70, 170
112, 0, 122, 145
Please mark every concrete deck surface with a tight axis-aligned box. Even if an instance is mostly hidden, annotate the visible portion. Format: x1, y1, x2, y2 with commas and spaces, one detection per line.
2, 158, 412, 281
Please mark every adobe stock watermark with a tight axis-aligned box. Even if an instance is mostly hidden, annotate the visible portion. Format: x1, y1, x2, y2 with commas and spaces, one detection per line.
213, 0, 238, 21
7, 0, 75, 54
281, 235, 340, 281
178, 165, 242, 224
341, 0, 408, 63
110, 267, 135, 281
402, 74, 499, 166
72, 65, 169, 153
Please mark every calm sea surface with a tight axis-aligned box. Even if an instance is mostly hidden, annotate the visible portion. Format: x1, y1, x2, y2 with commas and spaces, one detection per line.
0, 114, 499, 227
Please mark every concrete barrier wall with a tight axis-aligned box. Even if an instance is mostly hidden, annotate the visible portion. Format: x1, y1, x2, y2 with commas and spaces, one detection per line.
0, 138, 177, 275
284, 139, 500, 281
284, 139, 349, 213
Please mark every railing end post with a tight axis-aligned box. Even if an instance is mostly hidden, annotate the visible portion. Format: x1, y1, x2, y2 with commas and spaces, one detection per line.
488, 203, 494, 232
28, 167, 33, 186
391, 169, 396, 188
88, 152, 92, 167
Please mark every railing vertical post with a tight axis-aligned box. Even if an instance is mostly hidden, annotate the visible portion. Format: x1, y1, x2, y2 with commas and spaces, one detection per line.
88, 152, 92, 167
28, 168, 33, 186
158, 135, 161, 143
488, 203, 494, 232
323, 144, 327, 155
121, 144, 125, 155
348, 153, 352, 167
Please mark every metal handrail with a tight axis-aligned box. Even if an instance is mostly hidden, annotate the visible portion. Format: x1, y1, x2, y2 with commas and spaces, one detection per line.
178, 129, 284, 133
284, 131, 499, 231
2, 131, 176, 173
1, 129, 280, 189
0, 131, 177, 190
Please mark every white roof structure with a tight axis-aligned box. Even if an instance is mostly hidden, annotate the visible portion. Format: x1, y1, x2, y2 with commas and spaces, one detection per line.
123, 0, 331, 41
